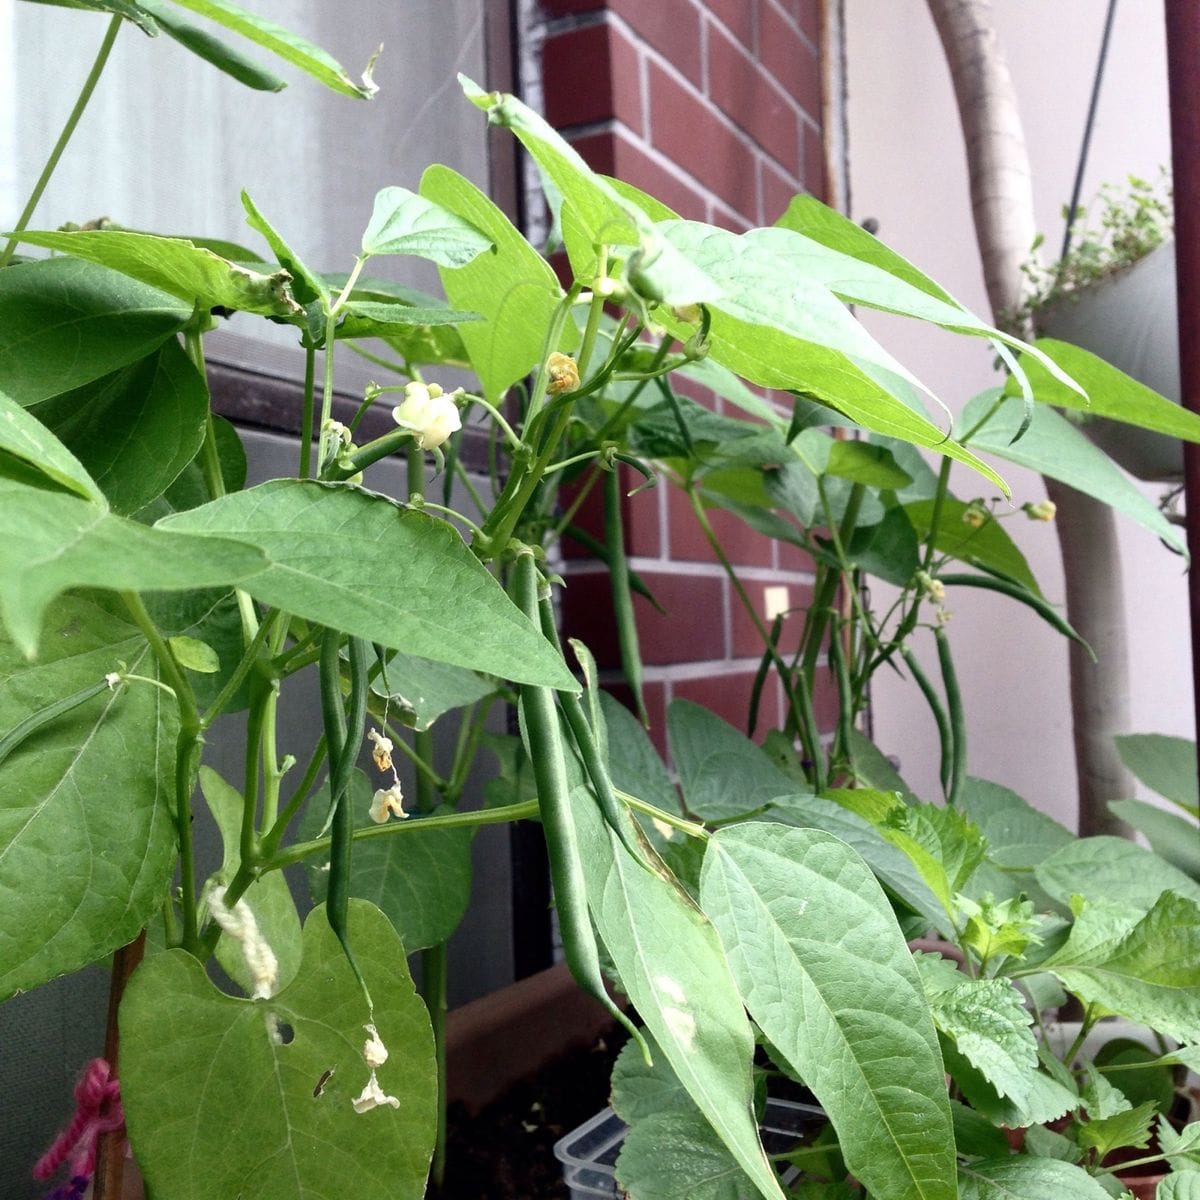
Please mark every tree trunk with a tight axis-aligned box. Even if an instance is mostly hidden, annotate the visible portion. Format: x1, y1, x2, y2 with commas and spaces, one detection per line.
926, 0, 1135, 834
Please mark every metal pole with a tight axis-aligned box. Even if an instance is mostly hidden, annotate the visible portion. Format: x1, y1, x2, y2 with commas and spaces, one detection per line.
1164, 1, 1200, 750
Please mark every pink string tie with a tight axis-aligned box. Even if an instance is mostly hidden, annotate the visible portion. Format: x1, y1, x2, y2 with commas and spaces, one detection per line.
32, 1056, 125, 1193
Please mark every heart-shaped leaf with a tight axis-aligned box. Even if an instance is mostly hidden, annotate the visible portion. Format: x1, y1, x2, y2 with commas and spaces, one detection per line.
361, 187, 492, 266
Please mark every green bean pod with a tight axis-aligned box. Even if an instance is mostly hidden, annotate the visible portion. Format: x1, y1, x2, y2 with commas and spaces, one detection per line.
901, 645, 954, 800
0, 676, 112, 771
318, 628, 372, 1005
747, 614, 783, 739
603, 463, 649, 726
513, 552, 649, 1060
934, 626, 966, 806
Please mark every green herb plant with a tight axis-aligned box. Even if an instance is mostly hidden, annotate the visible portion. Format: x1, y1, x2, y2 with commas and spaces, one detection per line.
2, 6, 1198, 1200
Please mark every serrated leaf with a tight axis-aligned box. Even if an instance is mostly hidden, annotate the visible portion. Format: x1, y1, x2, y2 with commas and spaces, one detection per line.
611, 1028, 691, 1123
301, 771, 473, 952
957, 1157, 1115, 1200
361, 187, 492, 267
667, 699, 802, 821
1035, 837, 1200, 910
700, 823, 956, 1200
1114, 733, 1199, 816
159, 480, 577, 689
163, 0, 377, 97
0, 256, 191, 404
31, 337, 208, 514
1159, 1176, 1200, 1200
199, 767, 302, 993
961, 391, 1187, 556
0, 594, 176, 999
1078, 1100, 1157, 1159
120, 902, 436, 1200
941, 1041, 1079, 1128
1158, 1115, 1200, 1172
882, 803, 986, 919
1043, 891, 1200, 1043
572, 793, 786, 1200
420, 164, 564, 402
616, 1110, 759, 1200
0, 478, 267, 659
0, 386, 105, 503
9, 229, 303, 317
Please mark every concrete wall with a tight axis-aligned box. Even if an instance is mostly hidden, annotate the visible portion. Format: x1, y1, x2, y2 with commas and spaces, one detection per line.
845, 0, 1185, 824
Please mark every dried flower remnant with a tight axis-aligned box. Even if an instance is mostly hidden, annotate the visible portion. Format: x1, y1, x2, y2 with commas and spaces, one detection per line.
545, 352, 580, 395
369, 782, 407, 823
207, 885, 278, 999
367, 728, 393, 772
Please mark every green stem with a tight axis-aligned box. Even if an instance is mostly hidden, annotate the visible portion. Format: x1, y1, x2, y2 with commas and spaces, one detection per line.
413, 729, 436, 814
260, 733, 327, 859
266, 799, 539, 870
300, 344, 316, 479
614, 788, 709, 841
199, 616, 274, 729
0, 16, 122, 268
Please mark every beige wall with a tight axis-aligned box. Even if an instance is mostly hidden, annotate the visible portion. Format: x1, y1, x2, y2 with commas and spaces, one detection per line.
845, 0, 1186, 824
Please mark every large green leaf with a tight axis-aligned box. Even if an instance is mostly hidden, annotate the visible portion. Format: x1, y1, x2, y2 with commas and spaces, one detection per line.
0, 386, 105, 503
882, 804, 986, 922
667, 700, 802, 822
1115, 732, 1199, 815
600, 691, 681, 817
420, 164, 565, 402
958, 777, 1073, 870
361, 187, 492, 266
301, 771, 473, 953
32, 337, 208, 514
200, 766, 302, 994
573, 794, 786, 1200
610, 1028, 691, 1123
120, 901, 436, 1200
904, 497, 1041, 596
371, 650, 495, 732
957, 1157, 1114, 1200
159, 480, 577, 689
241, 190, 326, 306
0, 478, 266, 659
1034, 837, 1200, 910
1108, 800, 1200, 879
701, 823, 956, 1200
961, 391, 1186, 555
162, 0, 377, 97
0, 256, 190, 404
1015, 338, 1200, 443
1043, 891, 1200, 1042
0, 594, 176, 999
10, 229, 303, 317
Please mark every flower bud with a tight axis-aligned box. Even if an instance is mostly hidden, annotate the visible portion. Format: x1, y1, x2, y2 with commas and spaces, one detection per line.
391, 381, 462, 450
914, 570, 946, 603
962, 502, 988, 530
1023, 499, 1056, 522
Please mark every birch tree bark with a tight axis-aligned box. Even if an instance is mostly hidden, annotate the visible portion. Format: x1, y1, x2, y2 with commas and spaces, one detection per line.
926, 0, 1134, 834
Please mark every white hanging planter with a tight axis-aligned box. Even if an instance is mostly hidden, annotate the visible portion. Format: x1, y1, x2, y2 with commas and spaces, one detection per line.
1040, 240, 1182, 481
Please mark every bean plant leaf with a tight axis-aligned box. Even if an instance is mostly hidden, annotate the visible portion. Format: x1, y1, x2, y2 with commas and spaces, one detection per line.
958, 777, 1073, 870
1014, 338, 1200, 443
9, 229, 303, 318
120, 901, 436, 1200
572, 793, 787, 1200
0, 594, 176, 999
420, 164, 565, 403
160, 480, 578, 690
0, 387, 105, 503
600, 692, 681, 817
611, 1029, 691, 1123
135, 0, 287, 90
301, 771, 474, 953
31, 337, 208, 514
162, 0, 378, 97
0, 256, 191, 404
0, 478, 267, 659
335, 301, 483, 342
361, 187, 493, 266
200, 767, 302, 994
957, 1157, 1115, 1200
1035, 837, 1200, 910
961, 391, 1187, 555
1159, 1176, 1200, 1200
1108, 799, 1200, 878
241, 190, 326, 305
617, 1110, 758, 1200
700, 823, 957, 1200
1114, 732, 1200, 815
667, 699, 802, 822
1042, 891, 1200, 1042
371, 650, 495, 732
18, 0, 159, 33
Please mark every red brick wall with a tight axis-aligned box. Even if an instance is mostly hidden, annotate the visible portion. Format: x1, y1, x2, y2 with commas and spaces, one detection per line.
535, 0, 831, 749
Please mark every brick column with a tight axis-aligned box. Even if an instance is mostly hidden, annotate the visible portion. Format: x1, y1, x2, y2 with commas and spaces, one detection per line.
534, 0, 833, 749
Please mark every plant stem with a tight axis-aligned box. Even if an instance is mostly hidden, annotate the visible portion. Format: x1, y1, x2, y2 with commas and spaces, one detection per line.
0, 15, 122, 268
614, 788, 710, 841
422, 941, 449, 1193
300, 344, 316, 478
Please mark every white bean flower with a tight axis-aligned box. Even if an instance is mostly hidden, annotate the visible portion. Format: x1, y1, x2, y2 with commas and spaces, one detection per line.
391, 381, 462, 450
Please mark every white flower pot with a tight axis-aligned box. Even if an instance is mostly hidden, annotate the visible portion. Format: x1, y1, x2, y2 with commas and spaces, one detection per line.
1040, 241, 1183, 481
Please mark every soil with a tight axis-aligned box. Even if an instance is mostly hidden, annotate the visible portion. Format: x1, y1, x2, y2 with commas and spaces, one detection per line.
439, 1030, 626, 1199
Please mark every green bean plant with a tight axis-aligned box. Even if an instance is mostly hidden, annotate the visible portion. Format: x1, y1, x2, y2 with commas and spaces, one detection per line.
3, 6, 1197, 1200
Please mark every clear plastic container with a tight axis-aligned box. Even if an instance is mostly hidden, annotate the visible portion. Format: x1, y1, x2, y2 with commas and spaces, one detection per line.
553, 1098, 826, 1198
